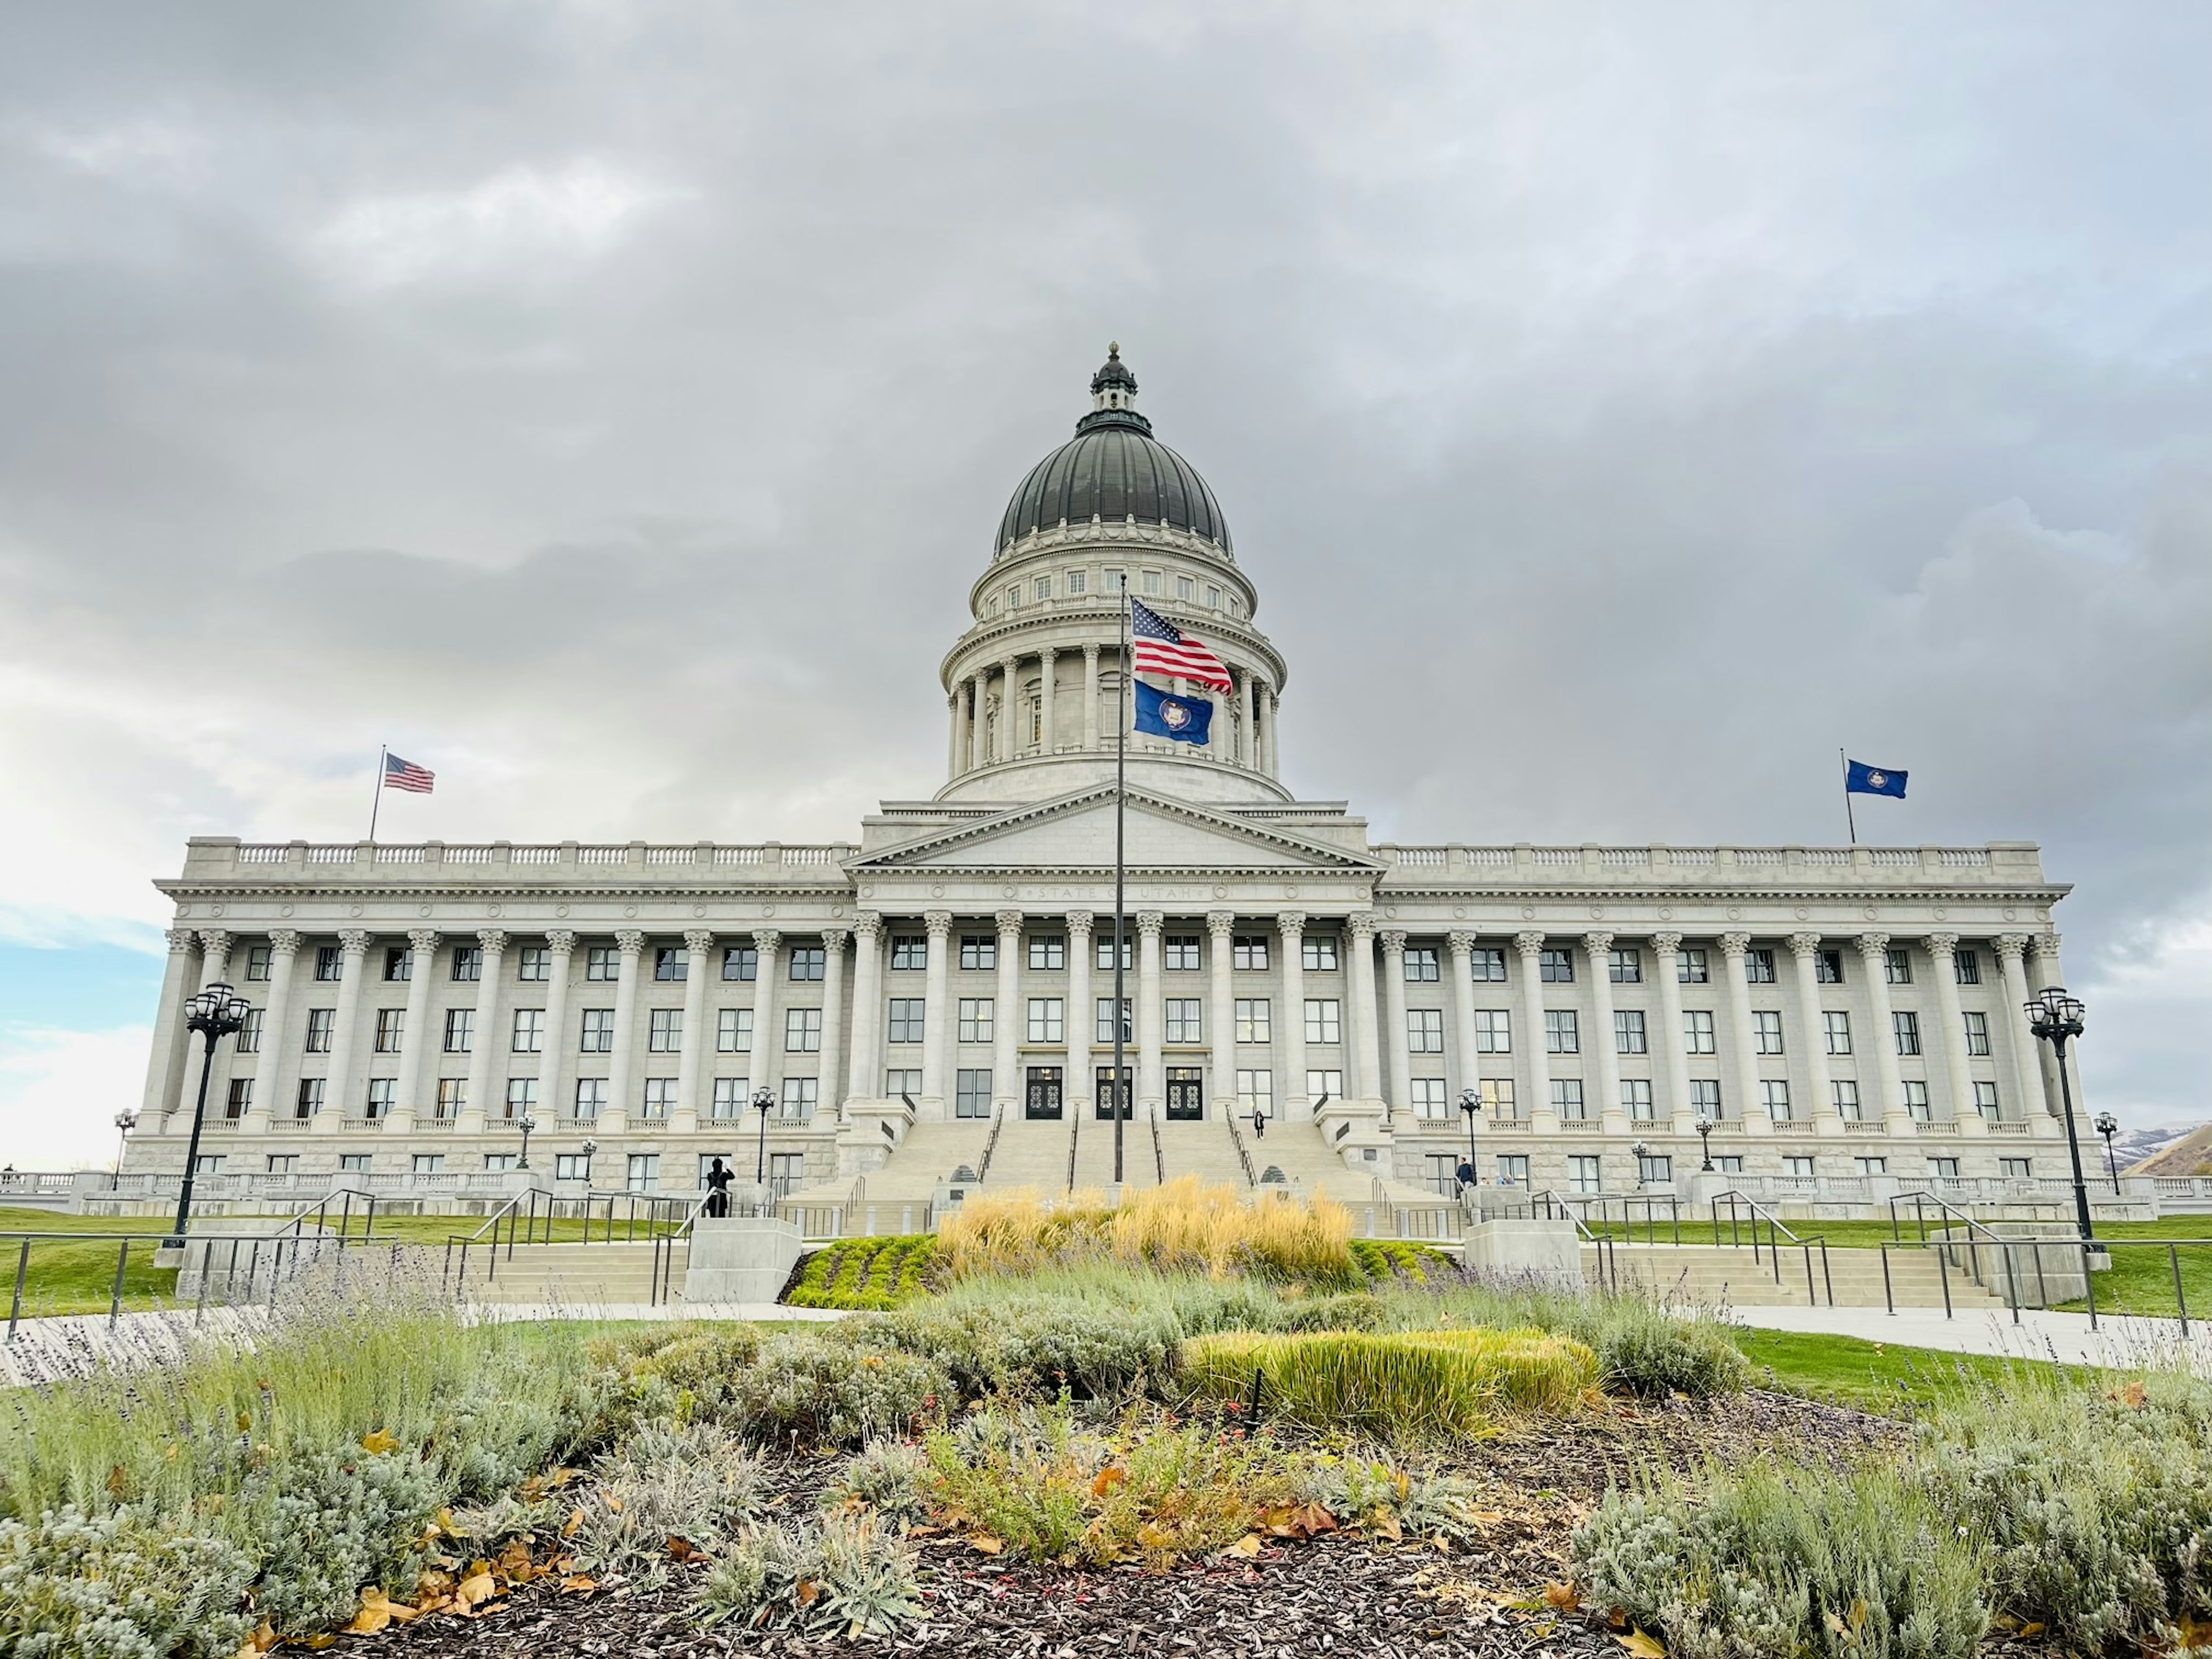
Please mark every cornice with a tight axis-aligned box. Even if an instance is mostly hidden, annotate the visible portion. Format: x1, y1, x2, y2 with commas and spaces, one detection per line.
940, 600, 1287, 695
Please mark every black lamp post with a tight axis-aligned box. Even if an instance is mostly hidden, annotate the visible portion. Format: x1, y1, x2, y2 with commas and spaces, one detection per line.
1695, 1116, 1715, 1173
2093, 1109, 2120, 1195
111, 1109, 138, 1191
1632, 1138, 1650, 1190
515, 1113, 538, 1171
1457, 1087, 1482, 1181
753, 1086, 776, 1184
169, 980, 252, 1248
579, 1137, 597, 1184
2027, 986, 2095, 1243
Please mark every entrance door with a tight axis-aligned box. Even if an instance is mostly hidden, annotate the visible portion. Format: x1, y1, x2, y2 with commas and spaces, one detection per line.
1094, 1066, 1132, 1120
1165, 1066, 1205, 1120
1024, 1066, 1063, 1120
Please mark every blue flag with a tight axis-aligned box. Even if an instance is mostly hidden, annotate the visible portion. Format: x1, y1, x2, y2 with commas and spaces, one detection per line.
1845, 760, 1908, 798
1134, 680, 1212, 745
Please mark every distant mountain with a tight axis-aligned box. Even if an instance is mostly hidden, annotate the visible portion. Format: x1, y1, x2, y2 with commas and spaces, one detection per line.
2123, 1122, 2212, 1176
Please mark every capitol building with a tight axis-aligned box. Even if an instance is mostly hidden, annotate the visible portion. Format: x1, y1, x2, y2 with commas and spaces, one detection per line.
124, 348, 2081, 1221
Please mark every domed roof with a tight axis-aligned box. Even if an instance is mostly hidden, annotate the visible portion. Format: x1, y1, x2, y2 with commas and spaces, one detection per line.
997, 346, 1232, 552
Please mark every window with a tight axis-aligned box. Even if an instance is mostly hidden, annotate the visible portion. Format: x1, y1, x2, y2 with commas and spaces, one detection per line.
1975, 1081, 2001, 1120
1104, 569, 1126, 592
452, 946, 482, 983
1097, 998, 1132, 1042
384, 946, 413, 983
1892, 1011, 1922, 1056
1902, 1080, 1930, 1122
1305, 1069, 1345, 1101
1539, 948, 1574, 983
1035, 576, 1052, 603
315, 946, 342, 982
374, 1008, 404, 1054
1963, 1012, 1991, 1056
1614, 1010, 1647, 1054
245, 945, 272, 982
1608, 948, 1641, 983
1006, 583, 1020, 611
651, 946, 686, 982
1407, 1009, 1444, 1054
1028, 935, 1065, 970
1141, 569, 1161, 595
339, 1153, 373, 1173
1027, 998, 1063, 1041
1885, 948, 1912, 984
483, 1153, 517, 1173
959, 935, 995, 971
1165, 999, 1203, 1043
1832, 1080, 1862, 1121
225, 1078, 252, 1119
1954, 949, 1982, 986
893, 936, 930, 971
1474, 1010, 1512, 1053
1302, 999, 1341, 1044
1409, 1078, 1447, 1118
1621, 1079, 1654, 1121
955, 1069, 992, 1119
579, 1009, 615, 1052
1234, 1005, 1274, 1058
1551, 1080, 1588, 1120
1683, 1010, 1717, 1055
786, 1008, 822, 1052
717, 1008, 753, 1052
710, 1078, 745, 1120
1544, 1010, 1579, 1054
1783, 1156, 1815, 1178
1067, 570, 1086, 596
1816, 949, 1845, 983
1303, 936, 1339, 972
887, 999, 926, 1043
722, 946, 758, 982
957, 998, 993, 1043
885, 1068, 921, 1099
1637, 1150, 1672, 1187
586, 946, 618, 982
1403, 946, 1439, 982
1753, 1010, 1785, 1055
779, 1077, 817, 1119
1477, 1078, 1517, 1119
573, 1079, 606, 1120
1714, 1155, 1743, 1175
1177, 574, 1195, 601
639, 1077, 676, 1119
1824, 1012, 1853, 1055
230, 1007, 263, 1054
1495, 1154, 1531, 1187
648, 1009, 683, 1052
518, 947, 550, 982
1569, 1155, 1602, 1195
1236, 1069, 1274, 1116
1677, 948, 1709, 984
435, 1078, 467, 1119
625, 1153, 660, 1194
505, 1078, 538, 1118
1232, 935, 1270, 971
550, 1152, 588, 1181
1999, 1157, 2031, 1179
412, 1154, 445, 1175
442, 1009, 474, 1054
512, 1009, 544, 1052
294, 1079, 323, 1118
1762, 1080, 1793, 1122
1854, 1156, 1888, 1176
1165, 934, 1202, 971
1468, 948, 1506, 982
1744, 948, 1776, 983
1689, 1080, 1722, 1120
304, 1008, 335, 1052
1207, 584, 1224, 610
1096, 934, 1134, 971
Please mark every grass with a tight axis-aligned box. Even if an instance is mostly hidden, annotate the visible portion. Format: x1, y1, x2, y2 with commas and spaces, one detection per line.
1726, 1327, 2059, 1410
787, 1236, 935, 1310
1182, 1328, 1599, 1435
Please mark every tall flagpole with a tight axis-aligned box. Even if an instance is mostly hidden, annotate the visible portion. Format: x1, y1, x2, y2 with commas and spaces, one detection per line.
369, 745, 387, 844
1111, 586, 1129, 1187
1840, 748, 1857, 844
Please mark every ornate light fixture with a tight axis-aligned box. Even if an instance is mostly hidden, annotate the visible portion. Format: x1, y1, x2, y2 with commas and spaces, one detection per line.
2026, 986, 2096, 1242
169, 981, 252, 1248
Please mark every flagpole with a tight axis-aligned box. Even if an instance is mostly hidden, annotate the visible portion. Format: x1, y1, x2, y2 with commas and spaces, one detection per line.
369, 745, 387, 844
1840, 748, 1856, 844
1111, 586, 1128, 1188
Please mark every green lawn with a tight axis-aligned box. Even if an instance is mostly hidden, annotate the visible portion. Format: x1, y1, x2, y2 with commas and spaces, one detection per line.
1727, 1326, 2063, 1410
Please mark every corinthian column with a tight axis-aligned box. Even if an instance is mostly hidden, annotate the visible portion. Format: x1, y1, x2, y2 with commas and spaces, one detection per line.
948, 685, 968, 777
1259, 681, 1280, 776
458, 929, 508, 1135
1923, 934, 1978, 1132
920, 912, 953, 1115
1786, 933, 1841, 1137
1066, 911, 1095, 1116
1135, 911, 1166, 1116
1207, 911, 1236, 1123
845, 916, 884, 1105
1039, 650, 1058, 754
1279, 912, 1309, 1115
539, 930, 578, 1123
1082, 645, 1101, 751
971, 668, 990, 769
243, 929, 304, 1135
1346, 914, 1384, 1103
143, 928, 200, 1129
387, 928, 441, 1132
998, 658, 1020, 762
993, 910, 1024, 1113
1514, 931, 1554, 1131
602, 929, 646, 1132
1651, 933, 1694, 1132
745, 929, 783, 1109
1447, 932, 1482, 1112
1378, 930, 1411, 1120
195, 930, 238, 1115
672, 928, 715, 1134
1238, 671, 1257, 768
2029, 934, 2074, 1124
1718, 933, 1766, 1134
317, 930, 373, 1132
1585, 932, 1626, 1132
818, 926, 849, 1122
1994, 935, 2049, 1119
1855, 934, 1909, 1130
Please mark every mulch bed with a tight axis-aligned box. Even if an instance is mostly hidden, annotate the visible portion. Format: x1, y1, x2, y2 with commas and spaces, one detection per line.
370, 1390, 1901, 1659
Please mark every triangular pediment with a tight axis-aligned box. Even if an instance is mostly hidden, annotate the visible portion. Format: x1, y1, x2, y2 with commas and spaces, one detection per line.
854, 786, 1380, 876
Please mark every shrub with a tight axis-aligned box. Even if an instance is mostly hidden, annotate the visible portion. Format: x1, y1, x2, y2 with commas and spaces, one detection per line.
0, 1506, 255, 1659
1350, 1240, 1450, 1285
1271, 1291, 1387, 1332
1298, 1449, 1488, 1544
877, 1297, 1178, 1400
620, 1324, 764, 1422
821, 1439, 930, 1524
1182, 1328, 1596, 1436
244, 1442, 445, 1632
1399, 1276, 1751, 1399
695, 1513, 921, 1637
709, 1334, 949, 1450
571, 1421, 770, 1590
788, 1237, 941, 1310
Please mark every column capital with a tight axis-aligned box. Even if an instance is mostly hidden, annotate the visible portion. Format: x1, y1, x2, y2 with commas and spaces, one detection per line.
1206, 910, 1236, 940
1785, 931, 1823, 956
1377, 929, 1408, 955
196, 928, 231, 959
1650, 930, 1683, 955
820, 926, 849, 953
853, 912, 885, 943
923, 911, 954, 939
544, 927, 578, 953
1135, 910, 1166, 939
995, 909, 1024, 939
1581, 930, 1614, 956
338, 929, 373, 955
267, 927, 304, 956
2030, 933, 2063, 960
752, 927, 782, 954
1923, 931, 1960, 956
615, 929, 647, 955
1082, 641, 1100, 664
1854, 931, 1891, 957
1347, 911, 1378, 941
1718, 931, 1752, 957
165, 926, 199, 954
476, 928, 509, 955
407, 927, 441, 955
999, 654, 1020, 676
1039, 644, 1058, 663
1277, 910, 1307, 940
1993, 933, 2031, 962
683, 927, 716, 954
1446, 930, 1478, 955
1065, 910, 1094, 941
1512, 929, 1545, 957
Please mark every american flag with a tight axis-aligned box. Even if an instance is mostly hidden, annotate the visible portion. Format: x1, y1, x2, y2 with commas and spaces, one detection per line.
1128, 597, 1232, 692
383, 753, 435, 794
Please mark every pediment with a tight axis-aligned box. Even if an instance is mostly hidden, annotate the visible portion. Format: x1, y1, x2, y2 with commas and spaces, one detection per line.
853, 786, 1380, 876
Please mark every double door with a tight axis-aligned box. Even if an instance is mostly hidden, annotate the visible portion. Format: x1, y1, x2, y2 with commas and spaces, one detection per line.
1165, 1066, 1205, 1120
1024, 1066, 1063, 1120
1094, 1066, 1132, 1120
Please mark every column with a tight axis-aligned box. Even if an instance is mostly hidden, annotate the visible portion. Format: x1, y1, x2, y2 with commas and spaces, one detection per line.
317, 930, 373, 1131
672, 928, 715, 1134
1066, 911, 1095, 1116
457, 929, 507, 1135
386, 928, 441, 1132
1238, 671, 1257, 768
603, 929, 645, 1132
971, 668, 990, 768
993, 910, 1023, 1112
1718, 933, 1766, 1132
1038, 649, 1058, 754
1652, 933, 1695, 1132
1786, 933, 1842, 1136
745, 929, 783, 1109
1207, 911, 1236, 1122
1446, 932, 1482, 1108
846, 915, 884, 1104
196, 931, 237, 1116
2029, 935, 2073, 1122
1513, 932, 1554, 1131
1082, 645, 1101, 751
1346, 914, 1384, 1102
143, 928, 200, 1128
1378, 930, 1412, 1120
1855, 933, 1909, 1130
197, 929, 234, 988
948, 685, 968, 776
243, 930, 304, 1135
1279, 912, 1309, 1114
817, 926, 849, 1122
1135, 911, 1165, 1115
1923, 934, 1978, 1130
1259, 682, 1279, 777
539, 930, 578, 1124
1585, 932, 1626, 1132
1994, 935, 2050, 1119
919, 911, 953, 1114
998, 658, 1020, 762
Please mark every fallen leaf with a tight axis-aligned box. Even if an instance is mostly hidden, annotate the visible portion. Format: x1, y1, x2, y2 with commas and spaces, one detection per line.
796, 1578, 821, 1605
1091, 1465, 1128, 1499
249, 1623, 279, 1653
969, 1534, 1005, 1556
604, 1493, 624, 1514
454, 1571, 497, 1611
1545, 1582, 1582, 1612
300, 1636, 339, 1651
1225, 1534, 1263, 1557
549, 1465, 579, 1487
559, 1574, 599, 1594
2018, 1623, 2047, 1641
1617, 1630, 1666, 1658
345, 1604, 391, 1636
361, 1430, 399, 1456
562, 1506, 585, 1537
667, 1536, 701, 1562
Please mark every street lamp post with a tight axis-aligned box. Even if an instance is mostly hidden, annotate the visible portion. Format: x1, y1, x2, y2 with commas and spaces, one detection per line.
1632, 1139, 1650, 1190
111, 1109, 138, 1191
1696, 1117, 1715, 1173
2027, 986, 2096, 1243
515, 1113, 538, 1171
169, 981, 251, 1249
1457, 1088, 1482, 1182
579, 1137, 597, 1184
2093, 1110, 2120, 1195
753, 1087, 776, 1185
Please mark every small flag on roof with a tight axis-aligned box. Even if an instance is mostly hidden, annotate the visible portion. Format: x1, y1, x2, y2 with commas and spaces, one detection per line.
383, 753, 435, 794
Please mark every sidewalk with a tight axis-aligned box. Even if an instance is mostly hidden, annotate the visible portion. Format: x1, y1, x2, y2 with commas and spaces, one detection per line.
1725, 1301, 2212, 1370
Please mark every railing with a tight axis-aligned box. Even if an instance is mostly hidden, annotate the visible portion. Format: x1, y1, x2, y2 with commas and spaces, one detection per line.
1150, 1112, 1166, 1186
976, 1105, 1006, 1183
1710, 1188, 1834, 1306
1224, 1108, 1259, 1187
650, 1198, 704, 1306
1524, 1189, 1616, 1287
1066, 1103, 1081, 1192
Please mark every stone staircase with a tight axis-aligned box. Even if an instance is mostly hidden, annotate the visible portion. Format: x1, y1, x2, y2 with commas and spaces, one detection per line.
448, 1240, 687, 1305
1584, 1242, 2009, 1310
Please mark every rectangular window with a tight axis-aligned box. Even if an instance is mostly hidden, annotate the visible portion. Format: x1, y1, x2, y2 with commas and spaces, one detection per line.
1478, 1078, 1517, 1119
1824, 1011, 1853, 1055
412, 1153, 445, 1175
1832, 1080, 1862, 1121
955, 1069, 992, 1119
579, 1009, 614, 1052
1026, 998, 1064, 1041
625, 1153, 660, 1194
1539, 948, 1574, 983
647, 1008, 683, 1052
1855, 1156, 1888, 1176
1006, 583, 1021, 610
1782, 1156, 1815, 1178
315, 946, 342, 982
1035, 576, 1052, 603
1714, 1154, 1743, 1175
1688, 1079, 1722, 1119
1176, 574, 1195, 601
959, 935, 995, 971
1551, 1080, 1588, 1120
1142, 569, 1161, 596
1403, 946, 1440, 982
789, 944, 828, 981
1494, 1153, 1530, 1187
891, 935, 929, 970
512, 1008, 544, 1052
1816, 949, 1845, 984
1614, 1009, 1647, 1054
1999, 1156, 2031, 1179
885, 1067, 922, 1099
1104, 569, 1126, 592
1677, 948, 1709, 984
1408, 1078, 1447, 1118
1028, 935, 1066, 971
1744, 948, 1776, 983
1892, 1011, 1922, 1056
1305, 1068, 1346, 1101
225, 1078, 252, 1119
384, 946, 413, 983
717, 1007, 753, 1052
1904, 1080, 1931, 1121
1165, 934, 1202, 971
1569, 1154, 1602, 1195
1207, 584, 1224, 610
1961, 1010, 1991, 1055
245, 945, 272, 982
482, 1154, 517, 1173
1235, 1069, 1275, 1116
518, 947, 550, 982
1683, 1009, 1717, 1054
237, 1007, 264, 1054
1232, 935, 1270, 971
1637, 1150, 1672, 1187
374, 1008, 404, 1054
779, 1077, 817, 1119
957, 998, 994, 1043
1975, 1081, 2001, 1120
442, 1009, 474, 1054
1234, 998, 1273, 1043
304, 1008, 335, 1052
294, 1078, 323, 1118
1097, 998, 1132, 1042
339, 1153, 372, 1173
1753, 1009, 1785, 1055
435, 1078, 467, 1119
706, 1078, 741, 1120
1544, 1010, 1579, 1054
1762, 1079, 1793, 1122
1302, 936, 1339, 972
1165, 998, 1203, 1043
722, 945, 758, 981
451, 945, 482, 983
639, 1077, 677, 1119
1468, 948, 1506, 982
1066, 570, 1086, 596
1096, 934, 1134, 971
887, 998, 926, 1043
653, 946, 688, 982
1621, 1078, 1654, 1121
1407, 1009, 1444, 1054
586, 946, 618, 982
554, 1152, 589, 1181
1954, 949, 1982, 986
1302, 999, 1341, 1044
1608, 948, 1641, 983
1474, 1010, 1512, 1053
1929, 1156, 1961, 1180
505, 1078, 538, 1118
573, 1078, 606, 1120
786, 1007, 823, 1052
1885, 948, 1913, 984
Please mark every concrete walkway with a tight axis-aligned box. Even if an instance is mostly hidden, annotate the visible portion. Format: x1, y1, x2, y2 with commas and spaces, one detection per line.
1725, 1301, 2212, 1370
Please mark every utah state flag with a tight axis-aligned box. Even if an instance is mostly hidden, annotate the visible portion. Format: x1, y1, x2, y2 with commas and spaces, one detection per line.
1134, 680, 1213, 745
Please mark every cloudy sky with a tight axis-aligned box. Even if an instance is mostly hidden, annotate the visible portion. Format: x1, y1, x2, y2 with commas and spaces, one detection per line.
2, 3, 2206, 1165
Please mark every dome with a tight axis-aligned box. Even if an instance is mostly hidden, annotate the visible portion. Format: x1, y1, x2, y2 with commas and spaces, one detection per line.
996, 346, 1232, 552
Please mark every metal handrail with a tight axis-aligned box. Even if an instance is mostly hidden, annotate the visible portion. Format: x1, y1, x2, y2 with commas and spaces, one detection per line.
1066, 1101, 1081, 1192
1223, 1105, 1259, 1186
976, 1106, 1006, 1183
278, 1188, 380, 1244
1707, 1188, 1835, 1306
1150, 1111, 1166, 1186
650, 1197, 705, 1306
1526, 1189, 1617, 1288
1884, 1188, 2040, 1321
